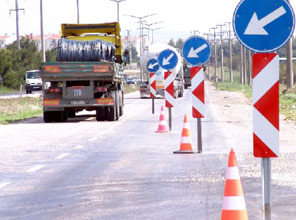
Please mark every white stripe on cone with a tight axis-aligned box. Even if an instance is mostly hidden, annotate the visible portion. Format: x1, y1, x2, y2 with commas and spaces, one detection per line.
181, 136, 192, 144
183, 123, 190, 129
222, 196, 247, 210
226, 167, 240, 180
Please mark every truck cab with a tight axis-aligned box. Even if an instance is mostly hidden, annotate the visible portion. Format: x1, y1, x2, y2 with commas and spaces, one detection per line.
25, 70, 42, 94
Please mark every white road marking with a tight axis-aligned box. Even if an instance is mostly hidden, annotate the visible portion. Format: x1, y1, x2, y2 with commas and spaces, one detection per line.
0, 181, 10, 189
55, 153, 70, 160
73, 144, 85, 150
88, 137, 97, 141
27, 165, 45, 173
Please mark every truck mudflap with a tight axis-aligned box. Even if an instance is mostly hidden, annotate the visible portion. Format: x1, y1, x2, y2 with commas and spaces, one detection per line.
43, 98, 114, 107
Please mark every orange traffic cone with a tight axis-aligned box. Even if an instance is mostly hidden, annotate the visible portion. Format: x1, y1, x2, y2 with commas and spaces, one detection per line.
155, 105, 169, 133
173, 114, 194, 154
221, 148, 248, 220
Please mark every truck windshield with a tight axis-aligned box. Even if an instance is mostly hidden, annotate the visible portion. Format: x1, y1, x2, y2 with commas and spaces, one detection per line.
27, 71, 41, 79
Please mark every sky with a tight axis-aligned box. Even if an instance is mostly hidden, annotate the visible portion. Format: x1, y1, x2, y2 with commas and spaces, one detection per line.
0, 0, 296, 43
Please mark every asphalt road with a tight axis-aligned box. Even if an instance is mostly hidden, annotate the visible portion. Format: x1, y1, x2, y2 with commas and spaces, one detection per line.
0, 84, 295, 220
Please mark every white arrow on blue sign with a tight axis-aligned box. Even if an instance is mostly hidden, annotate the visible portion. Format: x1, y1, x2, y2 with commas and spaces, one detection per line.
146, 58, 159, 73
157, 49, 178, 70
182, 36, 211, 66
233, 0, 295, 52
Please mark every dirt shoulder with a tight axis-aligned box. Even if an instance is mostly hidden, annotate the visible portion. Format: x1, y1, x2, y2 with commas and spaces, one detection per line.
206, 81, 296, 152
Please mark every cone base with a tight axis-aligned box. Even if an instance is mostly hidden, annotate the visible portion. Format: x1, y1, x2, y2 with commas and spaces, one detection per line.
173, 150, 194, 154
155, 130, 169, 133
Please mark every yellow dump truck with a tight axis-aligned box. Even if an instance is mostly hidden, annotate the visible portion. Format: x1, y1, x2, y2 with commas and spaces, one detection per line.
41, 22, 125, 122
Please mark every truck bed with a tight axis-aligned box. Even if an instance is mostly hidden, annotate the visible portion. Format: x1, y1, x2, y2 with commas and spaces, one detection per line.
41, 61, 123, 82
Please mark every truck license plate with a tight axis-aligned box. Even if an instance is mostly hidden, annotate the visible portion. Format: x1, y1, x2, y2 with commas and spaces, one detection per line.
71, 100, 85, 105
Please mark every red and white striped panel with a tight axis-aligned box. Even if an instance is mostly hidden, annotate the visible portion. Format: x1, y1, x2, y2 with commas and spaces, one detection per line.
149, 73, 156, 98
164, 71, 174, 108
191, 66, 205, 118
253, 53, 279, 158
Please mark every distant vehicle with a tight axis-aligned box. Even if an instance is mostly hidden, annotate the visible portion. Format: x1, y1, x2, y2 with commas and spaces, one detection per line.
140, 43, 184, 98
183, 63, 191, 89
139, 81, 150, 98
25, 70, 42, 94
126, 77, 135, 84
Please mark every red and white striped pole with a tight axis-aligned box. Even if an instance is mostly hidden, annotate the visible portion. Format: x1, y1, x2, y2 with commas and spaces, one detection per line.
191, 66, 205, 153
253, 53, 279, 219
150, 72, 156, 114
165, 71, 174, 130
253, 53, 279, 158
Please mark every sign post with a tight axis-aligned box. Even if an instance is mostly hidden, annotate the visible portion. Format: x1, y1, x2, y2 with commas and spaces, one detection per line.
233, 0, 294, 218
182, 36, 211, 153
147, 58, 159, 114
157, 49, 178, 131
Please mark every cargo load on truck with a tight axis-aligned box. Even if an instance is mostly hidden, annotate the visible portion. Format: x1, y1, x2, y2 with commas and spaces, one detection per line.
41, 22, 125, 123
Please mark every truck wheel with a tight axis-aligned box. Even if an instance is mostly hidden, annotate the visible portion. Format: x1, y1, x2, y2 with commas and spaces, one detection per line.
96, 107, 106, 121
115, 92, 119, 120
119, 105, 123, 116
68, 109, 76, 118
107, 106, 116, 121
43, 111, 53, 123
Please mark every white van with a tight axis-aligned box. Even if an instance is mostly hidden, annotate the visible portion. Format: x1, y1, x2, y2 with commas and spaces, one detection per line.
25, 70, 42, 94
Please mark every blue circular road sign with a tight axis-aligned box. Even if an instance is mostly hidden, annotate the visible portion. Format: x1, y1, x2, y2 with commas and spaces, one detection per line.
157, 49, 178, 70
233, 0, 295, 52
182, 36, 211, 66
146, 58, 159, 73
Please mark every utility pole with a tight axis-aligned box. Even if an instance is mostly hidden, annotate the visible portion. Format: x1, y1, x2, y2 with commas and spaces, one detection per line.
125, 13, 156, 81
217, 24, 226, 82
110, 0, 126, 23
243, 47, 248, 85
40, 0, 45, 63
225, 22, 233, 82
150, 27, 162, 44
145, 21, 163, 45
126, 30, 132, 64
76, 0, 80, 23
240, 44, 244, 84
203, 33, 211, 80
248, 49, 252, 85
210, 27, 218, 82
10, 0, 24, 50
287, 38, 294, 88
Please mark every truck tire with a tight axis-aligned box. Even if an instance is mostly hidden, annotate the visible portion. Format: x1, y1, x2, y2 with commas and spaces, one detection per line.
107, 106, 116, 121
96, 107, 106, 121
43, 111, 53, 123
119, 91, 124, 116
68, 109, 76, 118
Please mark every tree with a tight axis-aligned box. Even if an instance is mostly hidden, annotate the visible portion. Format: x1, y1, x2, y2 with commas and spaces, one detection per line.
46, 48, 57, 62
0, 49, 12, 83
3, 37, 41, 89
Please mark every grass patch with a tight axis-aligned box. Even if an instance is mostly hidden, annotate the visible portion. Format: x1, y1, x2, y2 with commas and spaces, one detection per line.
280, 87, 296, 121
124, 84, 140, 94
0, 85, 18, 94
215, 81, 252, 99
0, 97, 42, 124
